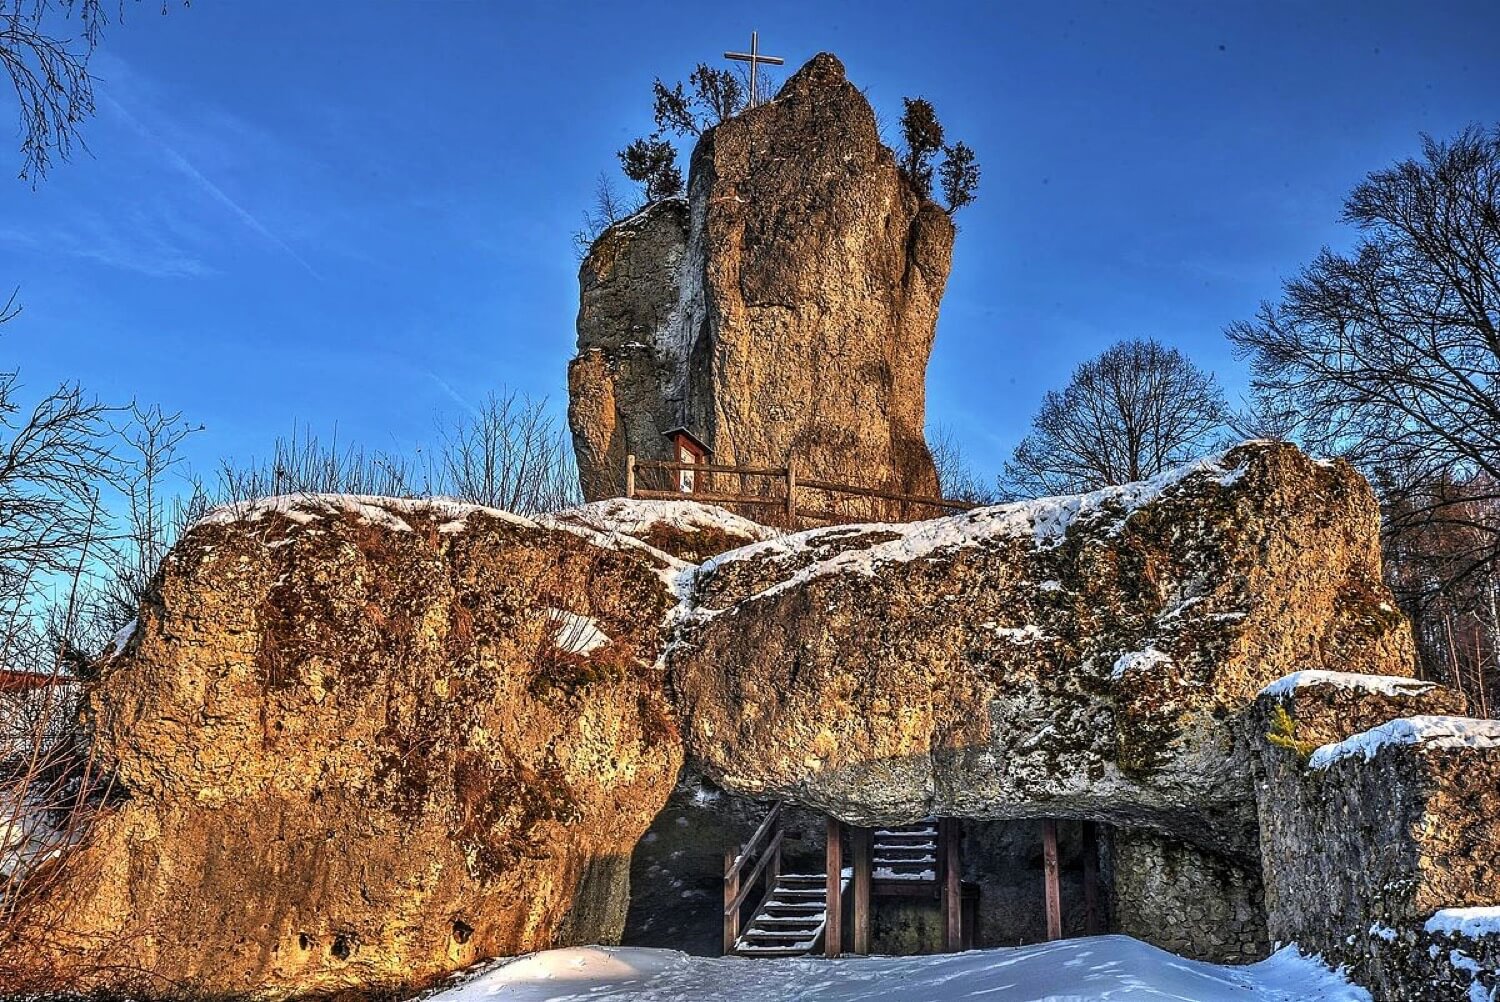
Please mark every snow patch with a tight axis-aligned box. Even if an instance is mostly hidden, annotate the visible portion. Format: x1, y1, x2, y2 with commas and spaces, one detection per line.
108, 618, 138, 658
1308, 716, 1500, 770
545, 498, 776, 546
423, 938, 1369, 1001
1427, 907, 1500, 939
1113, 647, 1173, 680
1260, 670, 1437, 699
547, 610, 611, 656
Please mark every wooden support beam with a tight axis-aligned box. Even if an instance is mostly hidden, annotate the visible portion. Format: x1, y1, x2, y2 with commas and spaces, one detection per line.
825, 817, 844, 958
942, 819, 963, 952
625, 454, 636, 498
1042, 820, 1062, 941
1082, 821, 1101, 936
852, 826, 872, 954
723, 848, 740, 955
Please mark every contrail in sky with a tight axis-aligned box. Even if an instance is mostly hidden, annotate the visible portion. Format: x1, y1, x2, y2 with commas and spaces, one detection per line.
101, 93, 322, 280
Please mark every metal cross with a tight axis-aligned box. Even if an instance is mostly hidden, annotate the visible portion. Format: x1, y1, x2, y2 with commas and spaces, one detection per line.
725, 31, 785, 108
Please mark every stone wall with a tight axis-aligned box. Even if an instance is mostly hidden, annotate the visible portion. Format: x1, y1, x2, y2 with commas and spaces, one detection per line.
1253, 675, 1499, 1000
1107, 829, 1268, 963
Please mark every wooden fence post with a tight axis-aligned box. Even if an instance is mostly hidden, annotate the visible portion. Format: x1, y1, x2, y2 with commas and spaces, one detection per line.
852, 826, 872, 955
785, 458, 797, 523
943, 819, 963, 952
625, 454, 636, 499
1043, 820, 1062, 941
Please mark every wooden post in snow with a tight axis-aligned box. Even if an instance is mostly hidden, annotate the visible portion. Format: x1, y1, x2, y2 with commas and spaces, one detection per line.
942, 819, 963, 952
1082, 821, 1101, 935
825, 817, 843, 958
852, 826, 872, 954
1043, 820, 1062, 941
625, 454, 636, 499
724, 848, 740, 955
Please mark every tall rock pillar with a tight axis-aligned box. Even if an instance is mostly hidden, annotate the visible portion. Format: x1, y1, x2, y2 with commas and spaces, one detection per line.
569, 53, 955, 521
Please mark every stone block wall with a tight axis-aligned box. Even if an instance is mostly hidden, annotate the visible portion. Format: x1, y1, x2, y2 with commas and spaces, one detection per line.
1253, 674, 1499, 1000
1106, 828, 1268, 963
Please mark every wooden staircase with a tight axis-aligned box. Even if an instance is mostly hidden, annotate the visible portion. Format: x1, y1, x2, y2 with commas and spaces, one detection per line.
871, 820, 939, 886
732, 870, 851, 956
724, 808, 972, 958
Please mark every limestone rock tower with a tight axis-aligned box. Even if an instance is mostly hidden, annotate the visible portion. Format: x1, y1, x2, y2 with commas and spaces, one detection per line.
568, 53, 955, 520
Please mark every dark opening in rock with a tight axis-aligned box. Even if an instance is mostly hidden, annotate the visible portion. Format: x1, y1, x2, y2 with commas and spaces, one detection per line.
452, 919, 473, 944
297, 933, 311, 951
331, 934, 352, 961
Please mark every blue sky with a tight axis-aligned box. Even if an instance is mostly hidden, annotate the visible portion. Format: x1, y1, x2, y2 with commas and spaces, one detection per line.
2, 0, 1497, 485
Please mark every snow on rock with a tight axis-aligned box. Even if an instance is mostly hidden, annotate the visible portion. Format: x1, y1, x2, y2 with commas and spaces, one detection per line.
1112, 647, 1173, 680
423, 938, 1369, 1002
547, 609, 612, 656
1427, 908, 1500, 939
689, 447, 1254, 612
541, 498, 776, 564
194, 494, 535, 534
1260, 670, 1437, 699
1308, 716, 1500, 770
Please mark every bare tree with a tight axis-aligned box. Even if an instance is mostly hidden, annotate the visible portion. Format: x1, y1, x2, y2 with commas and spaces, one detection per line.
928, 424, 997, 506
2, 0, 185, 182
431, 391, 579, 514
216, 426, 419, 503
1226, 126, 1500, 714
1002, 338, 1229, 498
572, 172, 637, 260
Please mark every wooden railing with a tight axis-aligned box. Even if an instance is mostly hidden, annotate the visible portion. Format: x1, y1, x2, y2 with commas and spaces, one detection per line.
723, 801, 784, 954
626, 455, 978, 523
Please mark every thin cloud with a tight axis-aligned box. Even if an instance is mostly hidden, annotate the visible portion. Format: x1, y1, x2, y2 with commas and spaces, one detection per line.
99, 93, 322, 280
425, 371, 481, 418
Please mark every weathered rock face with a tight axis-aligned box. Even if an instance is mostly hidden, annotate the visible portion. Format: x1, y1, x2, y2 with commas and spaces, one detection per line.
668, 442, 1417, 856
1252, 678, 1498, 1000
4, 497, 681, 999
570, 53, 954, 518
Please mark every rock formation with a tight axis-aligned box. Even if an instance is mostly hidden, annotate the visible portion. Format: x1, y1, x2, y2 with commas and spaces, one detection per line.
569, 53, 954, 516
9, 444, 1498, 999
1252, 675, 1498, 1000
3, 497, 681, 999
667, 442, 1417, 856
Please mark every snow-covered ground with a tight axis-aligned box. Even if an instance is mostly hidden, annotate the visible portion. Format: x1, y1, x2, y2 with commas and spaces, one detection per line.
425, 937, 1367, 1002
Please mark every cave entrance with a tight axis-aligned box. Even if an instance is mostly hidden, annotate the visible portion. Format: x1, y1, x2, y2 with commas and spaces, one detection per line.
621, 780, 1112, 959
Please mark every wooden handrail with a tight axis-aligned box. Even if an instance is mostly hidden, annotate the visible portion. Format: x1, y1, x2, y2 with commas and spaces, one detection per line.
725, 801, 783, 883
635, 459, 786, 478
625, 454, 978, 516
798, 477, 978, 511
724, 828, 785, 916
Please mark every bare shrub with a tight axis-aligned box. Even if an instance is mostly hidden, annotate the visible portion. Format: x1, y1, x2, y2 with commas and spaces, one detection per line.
430, 391, 579, 515
216, 425, 420, 503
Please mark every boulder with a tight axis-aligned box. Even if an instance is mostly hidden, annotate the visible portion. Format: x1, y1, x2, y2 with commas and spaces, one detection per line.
3, 496, 681, 999
569, 54, 954, 521
668, 442, 1417, 856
